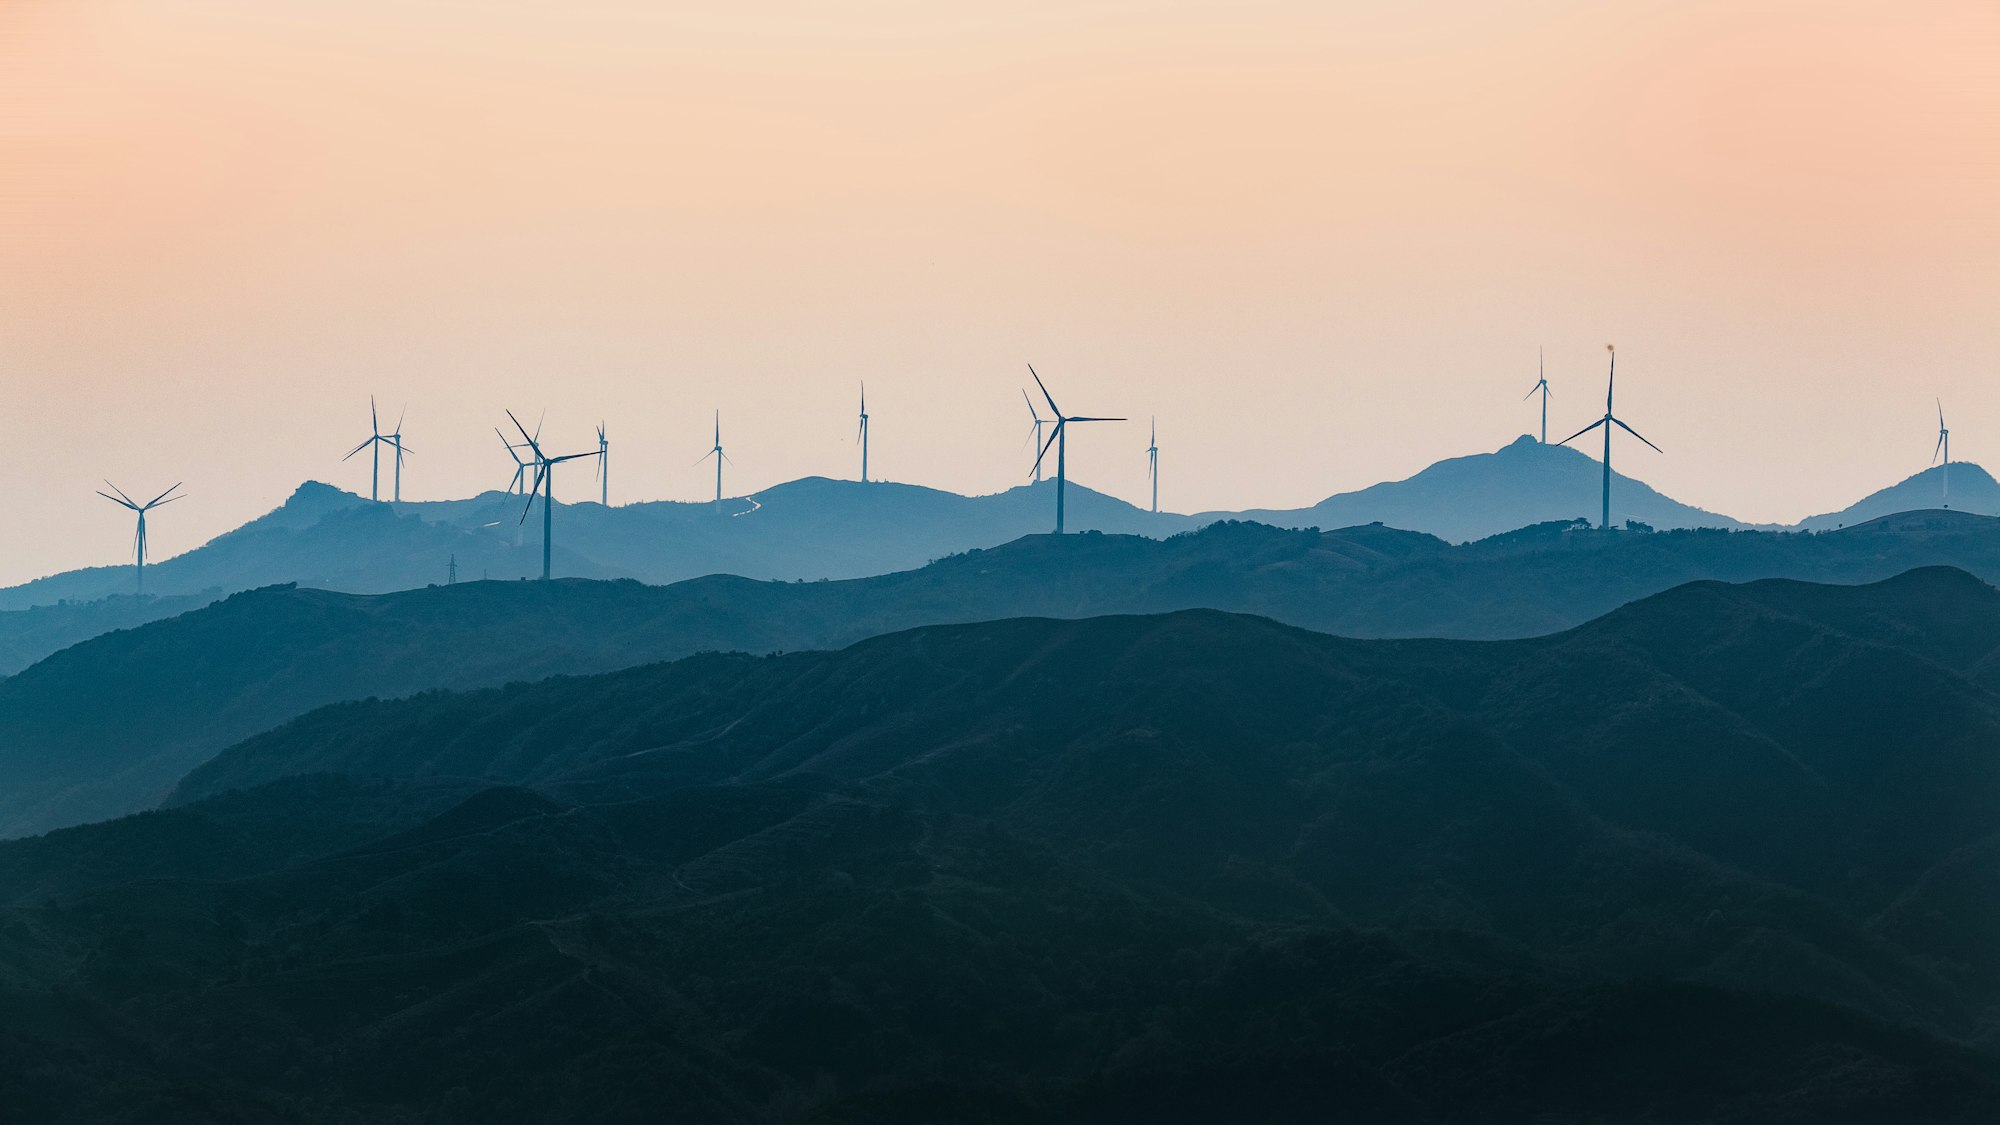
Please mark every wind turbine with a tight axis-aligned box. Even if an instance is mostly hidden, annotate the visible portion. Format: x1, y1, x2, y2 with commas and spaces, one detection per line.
857, 383, 870, 483
508, 411, 600, 581
697, 411, 730, 503
1028, 364, 1125, 534
1525, 347, 1551, 443
96, 481, 183, 595
1146, 417, 1159, 514
597, 421, 609, 506
388, 408, 411, 502
341, 397, 395, 501
1556, 344, 1661, 529
1934, 399, 1951, 509
1022, 389, 1048, 482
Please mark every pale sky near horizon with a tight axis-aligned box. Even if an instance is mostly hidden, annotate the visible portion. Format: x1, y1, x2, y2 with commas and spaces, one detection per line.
2, 0, 1997, 586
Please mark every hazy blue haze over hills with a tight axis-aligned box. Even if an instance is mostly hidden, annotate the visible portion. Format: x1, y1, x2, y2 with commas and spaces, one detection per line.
9, 438, 1983, 619
1207, 433, 1759, 538
14, 512, 2000, 835
0, 571, 1995, 1121
1797, 461, 2000, 531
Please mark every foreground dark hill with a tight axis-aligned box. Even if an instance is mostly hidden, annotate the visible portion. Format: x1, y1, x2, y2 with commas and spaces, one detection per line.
3, 570, 1997, 1122
1214, 434, 1753, 539
18, 511, 2000, 835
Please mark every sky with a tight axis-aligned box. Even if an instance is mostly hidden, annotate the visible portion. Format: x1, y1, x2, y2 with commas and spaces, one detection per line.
1, 0, 1997, 586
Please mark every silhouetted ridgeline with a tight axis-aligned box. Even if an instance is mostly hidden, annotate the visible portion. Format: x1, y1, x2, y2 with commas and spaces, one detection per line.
11, 439, 1990, 612
0, 569, 1995, 1121
14, 513, 2000, 835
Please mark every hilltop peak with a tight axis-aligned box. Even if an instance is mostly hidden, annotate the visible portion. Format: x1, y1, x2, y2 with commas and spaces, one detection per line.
1797, 461, 2000, 531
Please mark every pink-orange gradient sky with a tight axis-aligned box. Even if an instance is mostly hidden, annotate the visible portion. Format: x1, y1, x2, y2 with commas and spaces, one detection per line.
2, 0, 1997, 584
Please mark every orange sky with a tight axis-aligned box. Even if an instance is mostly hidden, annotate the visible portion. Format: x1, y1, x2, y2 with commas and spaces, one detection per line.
2, 0, 1997, 584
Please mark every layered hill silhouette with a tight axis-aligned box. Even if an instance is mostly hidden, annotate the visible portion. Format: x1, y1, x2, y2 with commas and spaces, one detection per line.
1798, 461, 2000, 531
1, 570, 1996, 1121
0, 438, 1990, 675
0, 437, 1847, 614
1213, 433, 1754, 538
0, 476, 1184, 612
17, 513, 2000, 835
6, 438, 1985, 625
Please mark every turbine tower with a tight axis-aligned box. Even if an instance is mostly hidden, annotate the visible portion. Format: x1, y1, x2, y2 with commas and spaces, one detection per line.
1028, 364, 1125, 534
388, 408, 411, 502
96, 481, 183, 595
597, 421, 609, 506
341, 397, 395, 501
509, 411, 600, 581
1557, 345, 1662, 529
1146, 417, 1159, 514
1525, 347, 1551, 443
1022, 389, 1048, 482
1934, 400, 1951, 509
857, 383, 870, 483
697, 411, 730, 503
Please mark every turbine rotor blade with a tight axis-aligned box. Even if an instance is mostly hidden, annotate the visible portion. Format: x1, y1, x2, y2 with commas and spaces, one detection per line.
96, 490, 139, 511
506, 409, 544, 459
1027, 364, 1061, 418
103, 480, 139, 507
1611, 416, 1662, 453
1555, 418, 1607, 447
519, 465, 547, 522
1031, 420, 1064, 478
1068, 416, 1126, 423
145, 482, 184, 507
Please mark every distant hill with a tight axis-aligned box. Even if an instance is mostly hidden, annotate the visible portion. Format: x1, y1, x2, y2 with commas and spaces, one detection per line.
0, 477, 1190, 611
21, 513, 2000, 835
0, 484, 617, 612
9, 444, 1987, 617
0, 590, 221, 678
1214, 434, 1751, 539
1798, 462, 2000, 531
1, 571, 1996, 1121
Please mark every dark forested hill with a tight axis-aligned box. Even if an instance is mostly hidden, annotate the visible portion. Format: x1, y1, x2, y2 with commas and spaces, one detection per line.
16, 513, 2000, 837
0, 570, 1991, 1122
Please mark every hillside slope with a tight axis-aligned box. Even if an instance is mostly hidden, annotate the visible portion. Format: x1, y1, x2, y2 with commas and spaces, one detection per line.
1215, 435, 1751, 539
19, 514, 2000, 836
1, 571, 1996, 1121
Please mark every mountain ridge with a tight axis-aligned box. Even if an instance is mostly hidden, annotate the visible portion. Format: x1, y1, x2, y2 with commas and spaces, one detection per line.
24, 434, 1959, 612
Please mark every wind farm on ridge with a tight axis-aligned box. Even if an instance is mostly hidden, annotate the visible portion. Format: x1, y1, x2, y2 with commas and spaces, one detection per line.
76, 348, 1979, 594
